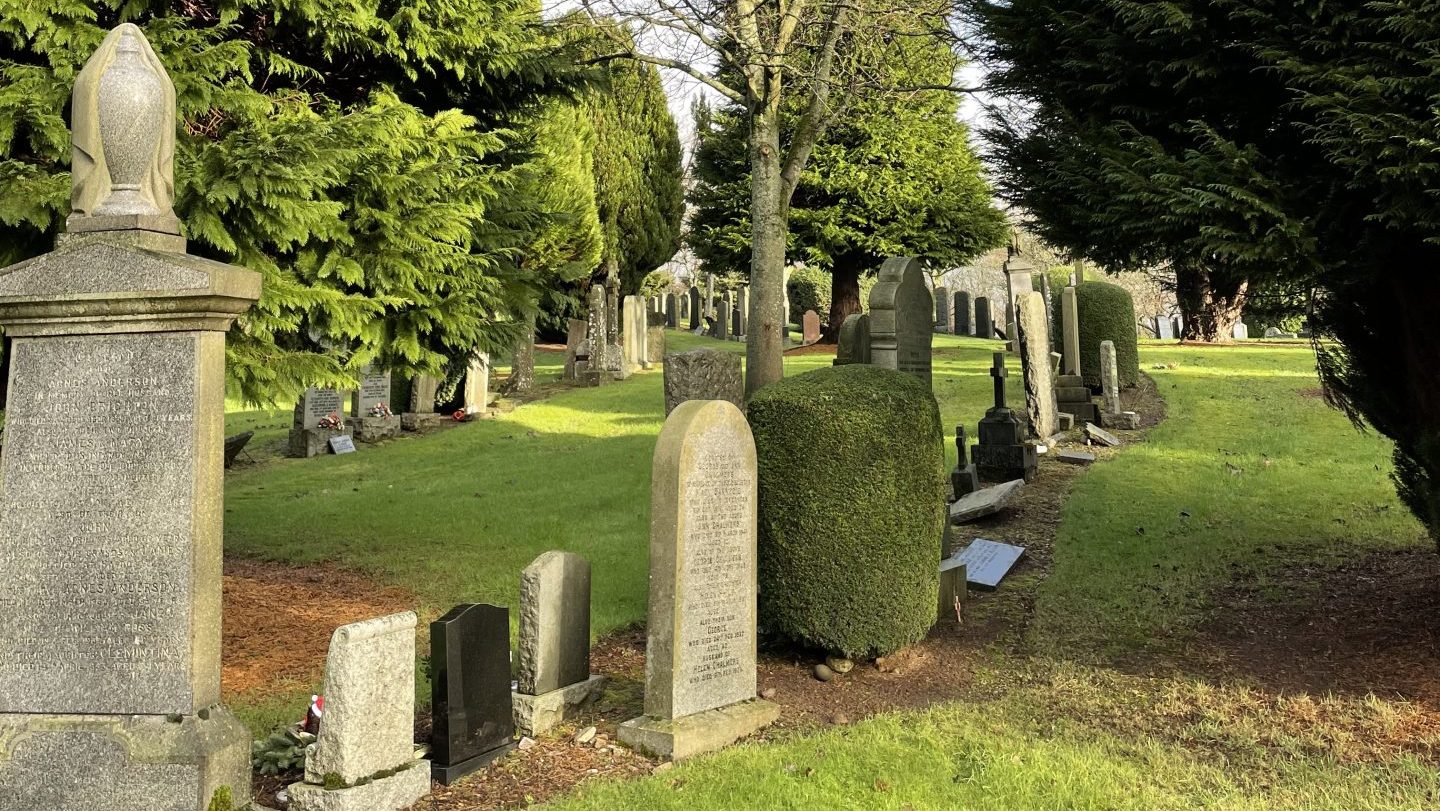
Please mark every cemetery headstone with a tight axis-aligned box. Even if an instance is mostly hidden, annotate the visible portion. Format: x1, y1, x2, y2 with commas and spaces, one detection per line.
1172, 316, 1184, 338
689, 287, 703, 331
664, 348, 743, 416
715, 293, 731, 340
736, 285, 748, 337
954, 291, 971, 335
782, 267, 792, 346
868, 256, 933, 389
509, 314, 537, 394
581, 285, 610, 387
623, 295, 649, 374
1056, 450, 1096, 465
648, 324, 666, 364
1100, 340, 1122, 415
802, 309, 822, 345
463, 353, 491, 415
934, 284, 951, 332
1084, 422, 1121, 447
618, 400, 778, 760
833, 313, 872, 366
0, 25, 258, 808
563, 318, 587, 381
666, 293, 678, 328
403, 372, 444, 431
704, 273, 715, 319
974, 296, 993, 338
730, 298, 743, 341
350, 366, 399, 441
952, 425, 979, 498
937, 556, 967, 627
605, 271, 622, 373
1016, 291, 1060, 440
971, 352, 1037, 482
329, 435, 357, 454
288, 612, 430, 810
949, 539, 1026, 590
1061, 286, 1081, 376
513, 552, 607, 737
290, 387, 352, 457
1156, 316, 1174, 340
431, 604, 516, 784
1233, 321, 1249, 340
1003, 257, 1036, 350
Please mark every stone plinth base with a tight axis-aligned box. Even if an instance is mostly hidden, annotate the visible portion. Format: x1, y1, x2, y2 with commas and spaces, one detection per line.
288, 426, 353, 458
1058, 401, 1100, 426
431, 741, 514, 785
287, 760, 430, 811
401, 412, 444, 432
618, 699, 778, 762
349, 415, 401, 442
1104, 411, 1140, 430
513, 675, 608, 737
0, 707, 250, 810
972, 443, 1037, 483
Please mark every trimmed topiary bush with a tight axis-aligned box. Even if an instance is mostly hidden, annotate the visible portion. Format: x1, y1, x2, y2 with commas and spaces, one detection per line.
1051, 279, 1140, 389
786, 265, 877, 324
748, 364, 946, 658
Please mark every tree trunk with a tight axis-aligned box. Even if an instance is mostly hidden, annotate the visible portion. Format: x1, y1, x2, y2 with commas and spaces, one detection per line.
1176, 265, 1249, 342
745, 103, 787, 396
823, 258, 863, 344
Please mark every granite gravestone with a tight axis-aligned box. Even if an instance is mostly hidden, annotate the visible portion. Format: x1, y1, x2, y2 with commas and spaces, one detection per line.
868, 257, 933, 389
735, 286, 748, 338
1061, 286, 1081, 376
1099, 340, 1125, 423
730, 298, 743, 341
950, 539, 1026, 590
974, 296, 993, 339
951, 425, 979, 498
833, 313, 871, 366
289, 612, 429, 809
290, 387, 352, 457
688, 287, 703, 331
463, 353, 491, 415
513, 552, 607, 737
954, 291, 971, 335
349, 366, 399, 441
431, 604, 516, 784
581, 285, 610, 386
1003, 257, 1035, 349
648, 323, 666, 365
663, 348, 743, 416
623, 295, 648, 374
704, 273, 715, 320
802, 310, 821, 345
934, 284, 950, 332
666, 293, 678, 328
0, 26, 258, 810
971, 352, 1037, 482
618, 400, 778, 760
604, 271, 622, 374
1016, 291, 1060, 440
1233, 321, 1249, 340
403, 372, 444, 431
564, 318, 587, 381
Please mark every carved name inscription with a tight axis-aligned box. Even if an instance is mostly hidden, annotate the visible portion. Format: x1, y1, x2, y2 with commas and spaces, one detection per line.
301, 387, 344, 428
674, 424, 756, 719
0, 334, 199, 714
358, 370, 390, 410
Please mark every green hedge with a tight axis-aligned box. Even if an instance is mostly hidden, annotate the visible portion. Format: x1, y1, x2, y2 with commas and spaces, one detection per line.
748, 365, 945, 657
1051, 280, 1140, 388
786, 266, 877, 325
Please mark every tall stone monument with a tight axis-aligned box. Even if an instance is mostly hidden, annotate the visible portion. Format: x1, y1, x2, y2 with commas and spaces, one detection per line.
618, 400, 778, 760
623, 294, 649, 373
1003, 256, 1036, 351
1055, 285, 1099, 426
715, 292, 731, 340
1099, 340, 1139, 429
735, 285, 748, 337
1016, 291, 1060, 440
463, 353, 491, 416
0, 24, 258, 809
688, 286, 703, 331
868, 256, 933, 389
581, 284, 609, 386
666, 293, 678, 328
604, 269, 622, 374
971, 353, 1037, 483
1061, 286, 1082, 376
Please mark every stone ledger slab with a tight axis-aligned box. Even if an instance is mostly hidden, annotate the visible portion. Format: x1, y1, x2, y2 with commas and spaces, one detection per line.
618, 400, 776, 760
949, 478, 1024, 524
949, 539, 1026, 590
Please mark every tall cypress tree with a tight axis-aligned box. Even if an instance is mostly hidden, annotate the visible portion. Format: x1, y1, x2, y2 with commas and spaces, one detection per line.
0, 0, 579, 402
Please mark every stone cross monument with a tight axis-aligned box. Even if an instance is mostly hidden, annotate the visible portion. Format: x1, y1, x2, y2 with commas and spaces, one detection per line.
0, 24, 260, 810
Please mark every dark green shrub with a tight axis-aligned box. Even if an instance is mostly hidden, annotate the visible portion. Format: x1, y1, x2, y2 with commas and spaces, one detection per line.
786, 266, 877, 324
1051, 280, 1140, 389
748, 365, 946, 657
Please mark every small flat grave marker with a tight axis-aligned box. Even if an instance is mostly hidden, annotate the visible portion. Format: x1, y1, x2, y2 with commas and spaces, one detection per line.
949, 478, 1024, 524
329, 435, 357, 454
1084, 423, 1121, 447
949, 539, 1025, 590
1056, 450, 1095, 465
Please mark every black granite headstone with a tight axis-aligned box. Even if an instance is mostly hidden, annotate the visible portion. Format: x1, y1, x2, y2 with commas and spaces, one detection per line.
974, 296, 993, 339
689, 287, 702, 331
666, 293, 678, 328
430, 603, 516, 784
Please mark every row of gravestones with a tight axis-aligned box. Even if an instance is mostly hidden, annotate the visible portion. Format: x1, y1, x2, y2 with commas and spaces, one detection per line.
932, 287, 999, 337
288, 356, 492, 458
565, 286, 667, 386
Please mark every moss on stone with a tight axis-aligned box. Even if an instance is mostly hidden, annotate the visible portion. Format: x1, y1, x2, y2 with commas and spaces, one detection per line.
748, 364, 946, 658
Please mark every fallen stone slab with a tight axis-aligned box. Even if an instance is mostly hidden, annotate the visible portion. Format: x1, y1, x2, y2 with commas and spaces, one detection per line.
1084, 423, 1121, 447
1056, 450, 1096, 465
949, 478, 1024, 524
944, 538, 1026, 590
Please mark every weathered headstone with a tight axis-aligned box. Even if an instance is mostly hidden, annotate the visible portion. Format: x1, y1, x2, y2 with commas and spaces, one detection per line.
1084, 422, 1121, 447
1003, 257, 1035, 350
1016, 291, 1060, 440
1233, 321, 1249, 340
431, 604, 516, 784
971, 352, 1037, 482
604, 270, 622, 374
715, 292, 732, 340
974, 296, 993, 339
782, 266, 792, 346
290, 387, 352, 457
868, 256, 933, 389
618, 401, 778, 760
704, 273, 715, 319
0, 25, 257, 809
937, 555, 968, 627
563, 318, 587, 382
736, 285, 748, 338
730, 298, 743, 341
623, 295, 649, 374
513, 552, 607, 737
802, 309, 821, 345
954, 291, 971, 335
508, 313, 536, 394
949, 539, 1025, 590
666, 293, 678, 328
463, 353, 491, 416
288, 612, 429, 809
833, 312, 871, 366
951, 425, 979, 498
688, 287, 703, 331
1061, 286, 1081, 376
1099, 340, 1122, 415
1056, 450, 1096, 465
1172, 316, 1184, 338
648, 324, 666, 365
581, 284, 610, 386
403, 372, 444, 431
664, 348, 743, 416
934, 284, 951, 332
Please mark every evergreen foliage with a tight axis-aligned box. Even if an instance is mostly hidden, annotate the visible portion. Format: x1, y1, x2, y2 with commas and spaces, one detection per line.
973, 0, 1440, 540
0, 0, 580, 402
748, 365, 946, 657
1053, 281, 1140, 390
